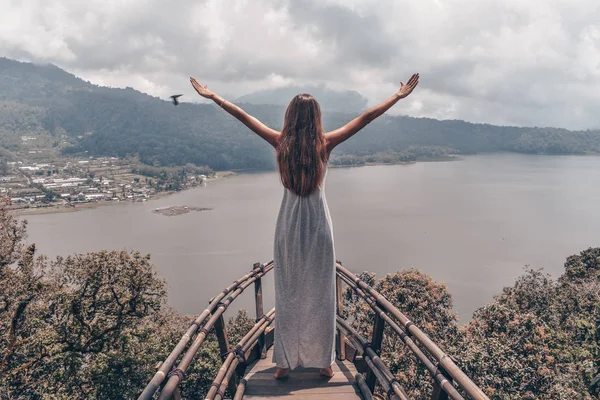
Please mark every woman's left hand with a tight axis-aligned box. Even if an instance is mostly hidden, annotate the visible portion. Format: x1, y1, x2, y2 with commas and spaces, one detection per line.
190, 77, 214, 99
397, 73, 419, 99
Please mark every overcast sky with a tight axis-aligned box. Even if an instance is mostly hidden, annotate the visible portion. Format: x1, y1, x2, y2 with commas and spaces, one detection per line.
1, 0, 599, 129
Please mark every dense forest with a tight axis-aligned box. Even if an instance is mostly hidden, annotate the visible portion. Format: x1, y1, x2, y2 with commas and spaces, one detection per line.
1, 198, 598, 399
1, 57, 600, 171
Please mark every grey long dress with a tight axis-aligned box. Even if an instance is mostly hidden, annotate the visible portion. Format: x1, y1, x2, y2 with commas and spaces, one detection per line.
272, 170, 336, 370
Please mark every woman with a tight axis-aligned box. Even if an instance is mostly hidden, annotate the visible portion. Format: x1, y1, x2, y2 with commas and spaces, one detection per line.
190, 74, 419, 379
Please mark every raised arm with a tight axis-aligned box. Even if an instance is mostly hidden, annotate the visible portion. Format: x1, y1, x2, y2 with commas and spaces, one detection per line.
325, 73, 419, 153
190, 77, 280, 148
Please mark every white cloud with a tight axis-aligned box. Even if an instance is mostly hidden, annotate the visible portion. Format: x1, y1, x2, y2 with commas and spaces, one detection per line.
0, 0, 599, 129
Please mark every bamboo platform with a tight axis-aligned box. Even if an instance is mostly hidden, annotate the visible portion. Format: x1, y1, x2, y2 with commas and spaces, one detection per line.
140, 261, 490, 400
241, 348, 363, 399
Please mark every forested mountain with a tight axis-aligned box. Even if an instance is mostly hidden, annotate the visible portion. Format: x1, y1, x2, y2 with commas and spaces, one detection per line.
1, 57, 599, 170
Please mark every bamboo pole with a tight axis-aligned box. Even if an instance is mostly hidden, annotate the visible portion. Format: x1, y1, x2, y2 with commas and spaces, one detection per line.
336, 273, 347, 361
206, 310, 275, 400
208, 310, 275, 399
214, 315, 237, 395
214, 357, 240, 400
206, 352, 237, 400
431, 367, 452, 400
253, 262, 266, 359
233, 378, 247, 400
356, 374, 374, 400
366, 313, 386, 391
364, 356, 403, 400
337, 317, 410, 400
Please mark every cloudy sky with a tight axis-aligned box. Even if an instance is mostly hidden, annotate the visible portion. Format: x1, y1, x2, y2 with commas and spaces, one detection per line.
1, 0, 599, 129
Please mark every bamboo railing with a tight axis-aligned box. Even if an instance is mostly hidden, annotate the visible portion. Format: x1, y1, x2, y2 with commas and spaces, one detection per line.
138, 260, 489, 400
138, 262, 273, 400
335, 262, 489, 400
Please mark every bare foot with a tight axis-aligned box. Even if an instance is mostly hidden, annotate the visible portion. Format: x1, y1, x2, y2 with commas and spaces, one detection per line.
274, 368, 289, 379
320, 366, 334, 378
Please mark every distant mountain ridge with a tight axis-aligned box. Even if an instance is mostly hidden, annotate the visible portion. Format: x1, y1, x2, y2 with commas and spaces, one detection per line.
235, 84, 368, 112
1, 57, 599, 170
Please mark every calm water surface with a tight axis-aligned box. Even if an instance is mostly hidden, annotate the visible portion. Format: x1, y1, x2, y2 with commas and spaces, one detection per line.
24, 154, 600, 322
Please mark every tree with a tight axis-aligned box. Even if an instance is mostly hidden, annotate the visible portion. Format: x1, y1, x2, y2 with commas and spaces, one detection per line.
0, 196, 27, 268
455, 272, 563, 399
0, 244, 54, 399
456, 252, 600, 399
0, 245, 172, 398
343, 258, 600, 399
557, 249, 600, 397
561, 247, 600, 283
0, 159, 8, 176
0, 198, 255, 399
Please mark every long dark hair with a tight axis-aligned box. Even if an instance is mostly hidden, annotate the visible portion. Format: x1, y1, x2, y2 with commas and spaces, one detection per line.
276, 94, 327, 196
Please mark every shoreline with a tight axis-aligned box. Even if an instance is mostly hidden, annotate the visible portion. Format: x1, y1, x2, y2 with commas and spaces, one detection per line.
10, 158, 462, 216
11, 171, 237, 217
8, 155, 469, 216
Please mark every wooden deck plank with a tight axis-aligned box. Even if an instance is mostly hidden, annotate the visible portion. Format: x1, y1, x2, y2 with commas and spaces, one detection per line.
242, 348, 363, 399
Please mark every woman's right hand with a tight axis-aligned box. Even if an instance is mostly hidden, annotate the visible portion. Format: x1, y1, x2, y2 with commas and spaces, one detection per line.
397, 73, 419, 99
190, 77, 214, 99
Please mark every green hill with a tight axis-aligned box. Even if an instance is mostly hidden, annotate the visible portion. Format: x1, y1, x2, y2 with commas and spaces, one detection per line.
1, 57, 599, 170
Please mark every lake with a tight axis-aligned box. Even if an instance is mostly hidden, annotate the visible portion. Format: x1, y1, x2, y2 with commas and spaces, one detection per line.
23, 154, 600, 322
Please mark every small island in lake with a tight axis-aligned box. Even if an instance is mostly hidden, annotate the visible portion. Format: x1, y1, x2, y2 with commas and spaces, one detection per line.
152, 206, 212, 216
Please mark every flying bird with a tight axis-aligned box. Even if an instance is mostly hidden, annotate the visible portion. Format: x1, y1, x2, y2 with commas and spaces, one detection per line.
170, 94, 183, 106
